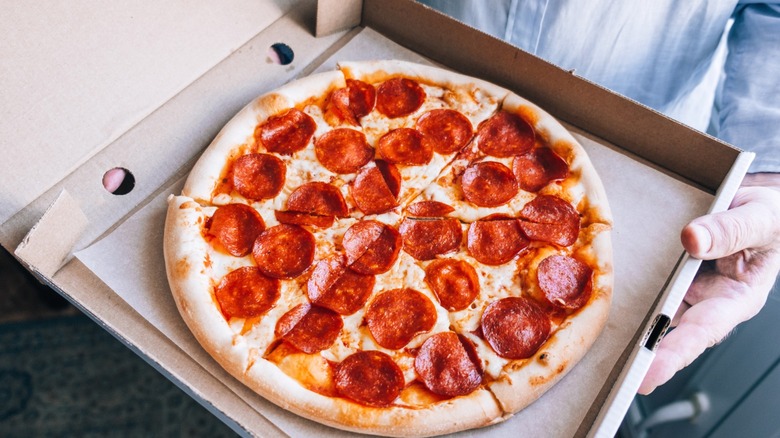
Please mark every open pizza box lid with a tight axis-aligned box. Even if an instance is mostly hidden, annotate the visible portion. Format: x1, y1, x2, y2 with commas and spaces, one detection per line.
0, 0, 753, 436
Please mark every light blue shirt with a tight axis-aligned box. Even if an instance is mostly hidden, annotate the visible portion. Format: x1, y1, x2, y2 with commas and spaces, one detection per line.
420, 0, 780, 172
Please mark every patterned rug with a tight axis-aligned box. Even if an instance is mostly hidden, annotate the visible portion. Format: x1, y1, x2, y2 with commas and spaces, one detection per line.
0, 315, 238, 437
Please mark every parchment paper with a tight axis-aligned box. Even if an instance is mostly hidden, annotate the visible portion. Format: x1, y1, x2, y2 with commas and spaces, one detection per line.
76, 28, 713, 437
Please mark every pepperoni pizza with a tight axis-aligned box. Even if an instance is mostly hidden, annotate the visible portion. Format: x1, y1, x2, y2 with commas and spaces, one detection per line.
164, 60, 613, 436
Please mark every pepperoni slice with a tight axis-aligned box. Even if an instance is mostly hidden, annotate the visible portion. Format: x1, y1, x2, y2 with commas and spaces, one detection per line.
398, 218, 462, 261
325, 86, 355, 125
537, 254, 593, 310
377, 128, 434, 166
335, 350, 404, 407
376, 78, 426, 118
414, 332, 482, 397
476, 111, 535, 158
286, 182, 348, 217
416, 109, 474, 154
325, 79, 377, 126
375, 159, 402, 196
365, 288, 437, 349
314, 128, 373, 174
275, 303, 343, 353
232, 153, 286, 201
347, 79, 377, 119
342, 221, 402, 275
307, 255, 375, 315
517, 195, 580, 247
351, 161, 401, 215
461, 161, 518, 207
206, 203, 266, 257
273, 210, 334, 228
405, 201, 455, 218
466, 216, 529, 265
214, 266, 280, 319
481, 297, 551, 359
424, 259, 480, 311
256, 108, 316, 155
252, 224, 315, 279
512, 147, 569, 192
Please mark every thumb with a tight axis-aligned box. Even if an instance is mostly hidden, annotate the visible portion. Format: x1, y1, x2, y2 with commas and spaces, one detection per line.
681, 187, 780, 260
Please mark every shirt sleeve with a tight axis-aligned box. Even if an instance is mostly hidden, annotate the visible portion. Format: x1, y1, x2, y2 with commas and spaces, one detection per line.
417, 0, 510, 40
716, 3, 780, 173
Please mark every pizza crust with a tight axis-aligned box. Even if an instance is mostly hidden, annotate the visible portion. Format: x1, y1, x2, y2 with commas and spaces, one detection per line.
338, 59, 511, 103
244, 358, 504, 437
163, 195, 252, 377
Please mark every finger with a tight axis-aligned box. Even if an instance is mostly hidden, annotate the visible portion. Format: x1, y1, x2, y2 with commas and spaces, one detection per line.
681, 187, 780, 260
670, 300, 690, 327
102, 168, 127, 193
682, 262, 743, 304
638, 292, 755, 395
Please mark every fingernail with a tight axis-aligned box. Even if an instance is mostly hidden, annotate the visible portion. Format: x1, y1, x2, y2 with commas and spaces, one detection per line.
690, 224, 712, 255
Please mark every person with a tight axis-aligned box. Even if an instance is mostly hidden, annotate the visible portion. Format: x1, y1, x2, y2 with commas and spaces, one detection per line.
419, 0, 780, 395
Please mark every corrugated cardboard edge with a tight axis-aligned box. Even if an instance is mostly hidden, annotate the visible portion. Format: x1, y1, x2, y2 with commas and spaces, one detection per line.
316, 0, 362, 36
586, 151, 755, 437
14, 189, 88, 277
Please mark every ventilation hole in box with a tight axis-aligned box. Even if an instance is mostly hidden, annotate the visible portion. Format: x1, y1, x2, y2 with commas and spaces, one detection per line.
102, 167, 135, 195
268, 43, 294, 65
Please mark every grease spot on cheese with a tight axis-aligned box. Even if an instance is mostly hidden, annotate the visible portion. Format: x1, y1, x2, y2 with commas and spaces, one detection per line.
266, 342, 338, 396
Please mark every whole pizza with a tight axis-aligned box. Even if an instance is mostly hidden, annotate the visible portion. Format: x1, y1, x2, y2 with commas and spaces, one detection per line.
163, 60, 613, 436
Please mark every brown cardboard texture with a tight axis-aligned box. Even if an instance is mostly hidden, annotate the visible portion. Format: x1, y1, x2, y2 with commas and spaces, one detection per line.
0, 0, 753, 437
15, 190, 88, 278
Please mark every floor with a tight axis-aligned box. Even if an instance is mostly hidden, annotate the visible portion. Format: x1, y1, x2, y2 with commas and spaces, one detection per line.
0, 246, 78, 324
0, 246, 238, 437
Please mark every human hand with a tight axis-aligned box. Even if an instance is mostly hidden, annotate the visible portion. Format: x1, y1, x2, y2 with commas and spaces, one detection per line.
638, 173, 780, 395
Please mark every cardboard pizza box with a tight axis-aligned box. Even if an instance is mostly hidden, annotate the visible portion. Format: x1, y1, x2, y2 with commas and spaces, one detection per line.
0, 0, 753, 436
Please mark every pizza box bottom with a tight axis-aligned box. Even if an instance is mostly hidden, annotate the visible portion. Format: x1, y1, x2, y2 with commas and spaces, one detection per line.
69, 28, 734, 438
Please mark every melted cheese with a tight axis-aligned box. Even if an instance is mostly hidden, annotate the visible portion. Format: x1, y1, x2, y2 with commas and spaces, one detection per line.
180, 66, 611, 408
